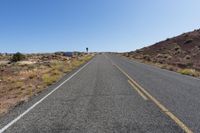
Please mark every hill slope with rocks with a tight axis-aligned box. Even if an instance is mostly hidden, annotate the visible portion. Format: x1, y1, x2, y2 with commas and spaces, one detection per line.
123, 29, 200, 77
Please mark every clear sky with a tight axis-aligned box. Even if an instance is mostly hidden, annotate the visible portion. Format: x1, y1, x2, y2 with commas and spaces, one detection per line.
0, 0, 200, 53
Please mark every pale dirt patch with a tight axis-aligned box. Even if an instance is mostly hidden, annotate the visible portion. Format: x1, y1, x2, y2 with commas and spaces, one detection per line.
0, 61, 9, 65
17, 61, 36, 65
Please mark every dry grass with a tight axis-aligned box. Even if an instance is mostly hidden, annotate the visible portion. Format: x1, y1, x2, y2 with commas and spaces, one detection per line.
0, 54, 94, 116
122, 54, 200, 78
42, 73, 60, 85
178, 69, 199, 77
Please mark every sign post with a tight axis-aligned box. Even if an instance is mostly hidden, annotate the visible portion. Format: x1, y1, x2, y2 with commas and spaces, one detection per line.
86, 47, 88, 53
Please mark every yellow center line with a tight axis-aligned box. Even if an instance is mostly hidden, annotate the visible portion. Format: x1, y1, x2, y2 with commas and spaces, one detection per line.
112, 63, 193, 133
128, 80, 148, 100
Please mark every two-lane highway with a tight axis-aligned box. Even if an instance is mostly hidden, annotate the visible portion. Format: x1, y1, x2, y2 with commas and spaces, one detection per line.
108, 54, 200, 133
1, 54, 200, 132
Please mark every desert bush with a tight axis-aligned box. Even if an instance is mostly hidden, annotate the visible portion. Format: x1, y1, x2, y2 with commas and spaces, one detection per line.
82, 55, 93, 61
174, 46, 180, 51
143, 55, 151, 61
123, 53, 130, 57
163, 54, 170, 59
178, 69, 197, 76
166, 55, 172, 60
158, 60, 164, 64
52, 69, 62, 76
51, 61, 63, 70
15, 81, 24, 89
186, 62, 193, 67
63, 66, 71, 73
184, 39, 193, 44
72, 60, 83, 67
135, 50, 141, 53
156, 54, 171, 59
177, 62, 193, 68
160, 65, 176, 71
174, 49, 181, 55
184, 55, 191, 60
11, 52, 25, 62
28, 72, 37, 79
42, 74, 59, 85
156, 54, 163, 58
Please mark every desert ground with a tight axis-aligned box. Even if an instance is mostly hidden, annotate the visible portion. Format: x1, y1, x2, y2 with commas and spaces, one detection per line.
0, 52, 93, 116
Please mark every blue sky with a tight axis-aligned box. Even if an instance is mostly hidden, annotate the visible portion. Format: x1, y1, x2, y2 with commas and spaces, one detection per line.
0, 0, 200, 53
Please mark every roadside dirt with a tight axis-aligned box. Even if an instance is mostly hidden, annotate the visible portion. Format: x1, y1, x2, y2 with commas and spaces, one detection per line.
0, 53, 93, 116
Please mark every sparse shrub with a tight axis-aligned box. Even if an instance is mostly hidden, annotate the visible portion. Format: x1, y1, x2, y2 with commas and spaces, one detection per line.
143, 55, 151, 61
158, 60, 164, 64
123, 53, 130, 57
160, 65, 176, 71
184, 55, 191, 60
156, 54, 169, 59
51, 61, 63, 70
42, 74, 59, 85
186, 62, 193, 67
184, 39, 193, 44
52, 69, 62, 76
178, 69, 197, 76
72, 60, 83, 67
15, 81, 24, 88
177, 62, 188, 68
166, 55, 172, 60
174, 46, 180, 51
83, 55, 93, 61
156, 54, 163, 58
174, 49, 181, 55
168, 66, 176, 71
11, 52, 25, 62
42, 68, 63, 86
28, 73, 37, 79
135, 50, 141, 53
63, 67, 71, 73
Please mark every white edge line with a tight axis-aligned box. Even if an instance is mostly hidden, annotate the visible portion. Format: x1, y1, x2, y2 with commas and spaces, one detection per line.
0, 60, 92, 133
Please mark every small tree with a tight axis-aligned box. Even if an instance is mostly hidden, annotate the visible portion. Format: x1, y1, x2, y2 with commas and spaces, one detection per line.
11, 52, 25, 62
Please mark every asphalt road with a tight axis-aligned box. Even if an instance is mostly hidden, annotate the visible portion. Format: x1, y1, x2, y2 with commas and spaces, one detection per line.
0, 54, 200, 133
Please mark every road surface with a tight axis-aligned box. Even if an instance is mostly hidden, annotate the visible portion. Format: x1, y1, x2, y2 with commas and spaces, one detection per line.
1, 54, 200, 133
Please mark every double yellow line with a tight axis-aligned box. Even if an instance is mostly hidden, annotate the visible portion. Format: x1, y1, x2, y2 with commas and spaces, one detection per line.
127, 80, 148, 100
112, 62, 193, 133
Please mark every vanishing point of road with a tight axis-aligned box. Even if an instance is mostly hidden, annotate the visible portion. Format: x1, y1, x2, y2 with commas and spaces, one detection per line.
1, 54, 200, 133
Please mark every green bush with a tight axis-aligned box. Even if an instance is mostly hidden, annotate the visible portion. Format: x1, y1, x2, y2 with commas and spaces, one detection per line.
11, 52, 25, 62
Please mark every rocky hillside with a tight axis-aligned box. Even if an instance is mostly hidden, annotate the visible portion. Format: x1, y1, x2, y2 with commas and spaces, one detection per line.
125, 29, 200, 72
